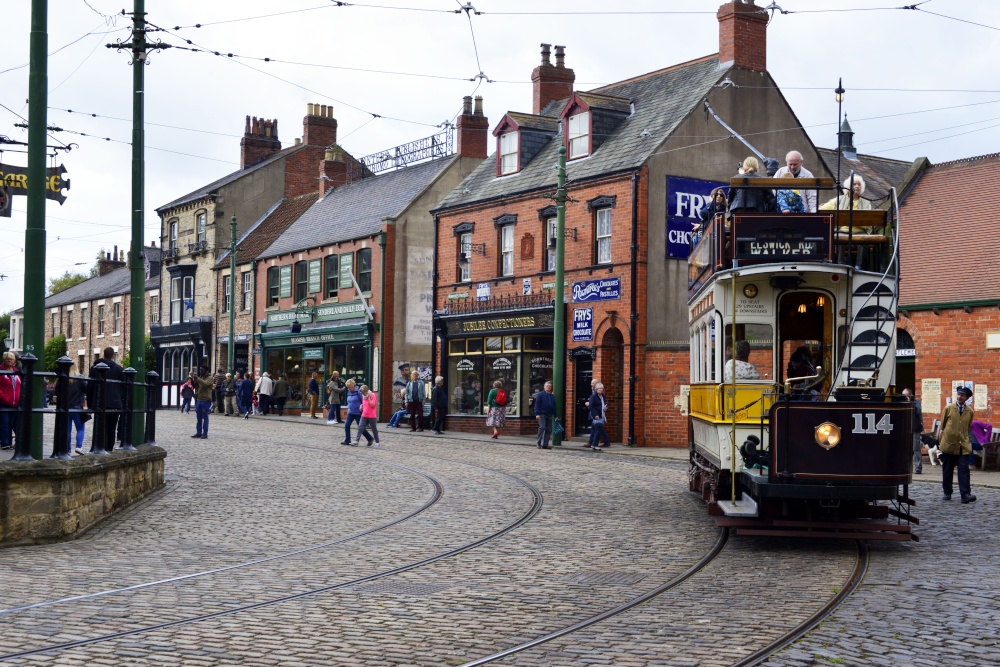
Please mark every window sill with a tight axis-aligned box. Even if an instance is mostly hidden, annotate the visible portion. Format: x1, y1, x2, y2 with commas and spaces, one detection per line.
362, 291, 372, 299
492, 277, 516, 285
96, 334, 105, 339
586, 263, 616, 274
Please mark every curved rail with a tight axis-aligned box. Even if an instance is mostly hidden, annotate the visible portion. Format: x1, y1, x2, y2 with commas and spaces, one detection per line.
0, 455, 544, 662
730, 539, 869, 667
459, 527, 730, 666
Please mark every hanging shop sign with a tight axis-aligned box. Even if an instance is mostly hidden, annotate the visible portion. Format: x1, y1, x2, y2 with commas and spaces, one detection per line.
666, 175, 726, 259
0, 163, 71, 204
572, 276, 621, 303
572, 307, 594, 342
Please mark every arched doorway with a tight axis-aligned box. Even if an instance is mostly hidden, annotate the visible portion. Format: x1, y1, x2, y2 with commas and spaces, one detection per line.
599, 328, 625, 442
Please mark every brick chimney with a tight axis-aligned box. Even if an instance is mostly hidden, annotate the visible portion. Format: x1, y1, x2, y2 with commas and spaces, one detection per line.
717, 1, 767, 72
456, 95, 489, 159
531, 44, 575, 115
303, 103, 338, 147
240, 115, 282, 169
319, 146, 349, 199
97, 245, 126, 276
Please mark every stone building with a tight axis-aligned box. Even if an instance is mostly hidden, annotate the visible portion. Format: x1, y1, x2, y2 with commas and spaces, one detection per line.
431, 1, 841, 445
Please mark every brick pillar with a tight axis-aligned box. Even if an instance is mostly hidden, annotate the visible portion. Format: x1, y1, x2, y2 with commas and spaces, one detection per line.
240, 115, 282, 169
717, 1, 768, 72
531, 44, 575, 115
303, 103, 338, 147
319, 146, 349, 198
456, 95, 489, 159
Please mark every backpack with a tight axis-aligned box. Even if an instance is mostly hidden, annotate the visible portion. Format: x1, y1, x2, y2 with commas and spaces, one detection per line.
496, 389, 507, 406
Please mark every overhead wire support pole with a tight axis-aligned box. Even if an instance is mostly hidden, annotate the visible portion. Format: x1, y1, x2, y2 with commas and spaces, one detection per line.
23, 0, 49, 460
228, 214, 237, 376
552, 147, 567, 447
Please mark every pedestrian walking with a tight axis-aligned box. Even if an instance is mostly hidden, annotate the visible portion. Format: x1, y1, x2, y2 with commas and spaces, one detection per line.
272, 373, 289, 416
405, 371, 426, 431
190, 366, 214, 439
342, 379, 362, 444
308, 372, 321, 419
585, 378, 599, 449
902, 388, 924, 474
66, 362, 88, 452
353, 385, 380, 447
534, 381, 556, 449
430, 376, 447, 434
326, 371, 345, 424
255, 372, 274, 415
87, 347, 124, 452
180, 379, 194, 413
224, 373, 237, 416
238, 372, 254, 418
485, 379, 507, 439
213, 368, 226, 414
0, 351, 21, 450
588, 382, 611, 450
940, 386, 977, 503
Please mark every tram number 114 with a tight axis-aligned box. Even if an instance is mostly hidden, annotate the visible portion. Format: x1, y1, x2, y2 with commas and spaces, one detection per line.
852, 413, 894, 435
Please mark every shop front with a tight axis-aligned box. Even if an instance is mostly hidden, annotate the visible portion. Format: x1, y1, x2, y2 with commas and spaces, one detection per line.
437, 304, 557, 436
259, 301, 374, 412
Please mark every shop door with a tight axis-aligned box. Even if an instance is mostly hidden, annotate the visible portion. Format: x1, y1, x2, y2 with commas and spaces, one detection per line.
574, 358, 593, 436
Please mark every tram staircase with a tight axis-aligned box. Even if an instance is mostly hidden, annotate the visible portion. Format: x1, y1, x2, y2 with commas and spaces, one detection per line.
831, 272, 898, 393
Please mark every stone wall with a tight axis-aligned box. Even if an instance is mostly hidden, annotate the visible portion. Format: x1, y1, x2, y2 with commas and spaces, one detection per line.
0, 446, 166, 547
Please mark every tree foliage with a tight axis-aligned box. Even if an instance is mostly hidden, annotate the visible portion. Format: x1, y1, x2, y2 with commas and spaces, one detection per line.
43, 334, 67, 372
122, 336, 156, 373
47, 271, 90, 296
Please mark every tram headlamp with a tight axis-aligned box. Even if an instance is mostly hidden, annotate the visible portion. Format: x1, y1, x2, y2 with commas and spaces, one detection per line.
815, 422, 841, 450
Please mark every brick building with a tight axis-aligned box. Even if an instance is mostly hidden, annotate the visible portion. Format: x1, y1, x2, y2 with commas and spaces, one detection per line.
432, 1, 838, 445
898, 152, 1000, 430
250, 103, 486, 417
152, 105, 363, 405
8, 245, 161, 373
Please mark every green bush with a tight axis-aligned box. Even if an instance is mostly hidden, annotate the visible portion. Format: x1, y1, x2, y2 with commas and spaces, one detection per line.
43, 334, 67, 372
122, 336, 156, 372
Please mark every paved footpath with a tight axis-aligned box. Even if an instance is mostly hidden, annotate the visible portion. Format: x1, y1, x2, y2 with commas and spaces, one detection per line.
0, 412, 997, 666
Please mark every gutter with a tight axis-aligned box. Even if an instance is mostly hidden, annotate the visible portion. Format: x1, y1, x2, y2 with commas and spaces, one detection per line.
899, 299, 1000, 313
431, 212, 440, 396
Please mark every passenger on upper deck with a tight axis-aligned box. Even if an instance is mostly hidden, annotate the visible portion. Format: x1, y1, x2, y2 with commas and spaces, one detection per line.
691, 188, 728, 245
820, 174, 872, 213
723, 340, 761, 382
727, 157, 775, 216
773, 151, 817, 213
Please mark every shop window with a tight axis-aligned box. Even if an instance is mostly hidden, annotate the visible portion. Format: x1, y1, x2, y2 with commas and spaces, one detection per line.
524, 351, 553, 415
357, 248, 372, 293
499, 132, 518, 175
568, 111, 590, 159
325, 255, 339, 299
447, 351, 484, 416
294, 261, 308, 303
595, 208, 612, 264
499, 225, 514, 276
267, 266, 280, 307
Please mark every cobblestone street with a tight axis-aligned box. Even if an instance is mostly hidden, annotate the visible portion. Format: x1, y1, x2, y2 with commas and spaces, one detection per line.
1, 411, 998, 666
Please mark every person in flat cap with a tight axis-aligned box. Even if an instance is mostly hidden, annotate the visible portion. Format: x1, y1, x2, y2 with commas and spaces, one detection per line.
938, 386, 976, 503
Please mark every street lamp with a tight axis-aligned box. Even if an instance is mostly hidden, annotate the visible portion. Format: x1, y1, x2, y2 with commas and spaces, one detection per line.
834, 78, 846, 196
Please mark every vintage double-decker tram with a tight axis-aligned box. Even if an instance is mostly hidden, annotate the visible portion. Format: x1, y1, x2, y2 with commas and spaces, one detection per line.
687, 175, 917, 540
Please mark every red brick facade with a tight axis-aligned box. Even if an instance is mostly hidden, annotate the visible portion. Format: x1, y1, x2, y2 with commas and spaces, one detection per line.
717, 1, 767, 72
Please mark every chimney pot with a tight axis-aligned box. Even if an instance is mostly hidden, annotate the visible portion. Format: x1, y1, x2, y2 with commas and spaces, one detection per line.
554, 45, 566, 68
456, 95, 489, 159
325, 147, 337, 161
244, 115, 251, 134
474, 95, 483, 116
531, 44, 575, 115
307, 103, 315, 116
462, 95, 473, 115
320, 104, 328, 117
540, 43, 551, 65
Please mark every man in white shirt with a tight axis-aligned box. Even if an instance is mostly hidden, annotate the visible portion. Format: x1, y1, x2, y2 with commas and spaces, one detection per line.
773, 150, 817, 213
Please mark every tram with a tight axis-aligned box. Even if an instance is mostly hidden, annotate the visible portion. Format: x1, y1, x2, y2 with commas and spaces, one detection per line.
686, 175, 917, 540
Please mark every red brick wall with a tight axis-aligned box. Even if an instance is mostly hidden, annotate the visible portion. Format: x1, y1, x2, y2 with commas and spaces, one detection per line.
643, 348, 690, 447
717, 1, 767, 73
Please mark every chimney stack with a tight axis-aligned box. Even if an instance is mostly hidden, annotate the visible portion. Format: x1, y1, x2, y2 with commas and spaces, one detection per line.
240, 115, 283, 169
319, 146, 349, 199
303, 103, 338, 147
97, 245, 127, 276
531, 43, 575, 115
717, 1, 767, 73
456, 95, 489, 159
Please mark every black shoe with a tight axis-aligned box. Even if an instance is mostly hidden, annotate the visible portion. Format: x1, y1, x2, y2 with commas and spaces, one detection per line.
943, 494, 952, 501
961, 494, 977, 504
541, 445, 551, 449
340, 441, 351, 445
191, 434, 202, 438
914, 470, 922, 475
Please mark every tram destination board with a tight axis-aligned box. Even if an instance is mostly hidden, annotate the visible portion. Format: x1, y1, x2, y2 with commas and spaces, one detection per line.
732, 215, 832, 262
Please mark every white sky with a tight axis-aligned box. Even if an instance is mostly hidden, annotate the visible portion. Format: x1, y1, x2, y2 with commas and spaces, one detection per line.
2, 0, 998, 315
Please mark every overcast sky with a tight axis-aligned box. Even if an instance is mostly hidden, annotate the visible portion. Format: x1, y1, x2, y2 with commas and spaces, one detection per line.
2, 0, 998, 315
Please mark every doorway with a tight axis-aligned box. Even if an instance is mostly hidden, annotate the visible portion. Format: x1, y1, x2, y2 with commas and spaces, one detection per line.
601, 328, 625, 442
574, 357, 593, 437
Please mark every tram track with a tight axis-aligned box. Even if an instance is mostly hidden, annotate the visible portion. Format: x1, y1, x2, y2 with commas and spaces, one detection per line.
0, 444, 545, 663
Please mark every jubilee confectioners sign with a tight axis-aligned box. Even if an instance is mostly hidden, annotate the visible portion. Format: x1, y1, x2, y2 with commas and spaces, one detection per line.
444, 310, 555, 336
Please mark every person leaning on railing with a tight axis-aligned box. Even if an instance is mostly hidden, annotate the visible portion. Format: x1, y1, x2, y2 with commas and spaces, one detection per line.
727, 157, 776, 215
820, 174, 872, 227
691, 188, 728, 246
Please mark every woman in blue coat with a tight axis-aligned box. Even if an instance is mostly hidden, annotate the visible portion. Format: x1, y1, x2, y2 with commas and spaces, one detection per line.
342, 379, 363, 445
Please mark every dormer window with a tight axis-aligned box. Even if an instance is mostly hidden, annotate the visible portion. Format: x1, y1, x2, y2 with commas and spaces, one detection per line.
499, 132, 519, 175
568, 112, 590, 158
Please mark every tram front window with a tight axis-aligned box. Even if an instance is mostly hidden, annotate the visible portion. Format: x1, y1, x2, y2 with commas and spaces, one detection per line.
723, 324, 773, 381
778, 291, 833, 395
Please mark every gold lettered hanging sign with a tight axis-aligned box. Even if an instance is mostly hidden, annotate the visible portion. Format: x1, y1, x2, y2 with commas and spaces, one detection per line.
0, 163, 71, 204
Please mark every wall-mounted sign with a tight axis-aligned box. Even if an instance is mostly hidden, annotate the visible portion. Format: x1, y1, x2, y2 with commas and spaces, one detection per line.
666, 176, 726, 259
572, 307, 594, 342
266, 309, 311, 327
278, 264, 292, 298
568, 347, 597, 361
572, 276, 620, 302
303, 348, 324, 360
0, 163, 71, 204
476, 282, 491, 302
444, 310, 554, 336
339, 252, 354, 289
522, 277, 531, 296
315, 301, 368, 321
448, 292, 470, 301
308, 259, 322, 294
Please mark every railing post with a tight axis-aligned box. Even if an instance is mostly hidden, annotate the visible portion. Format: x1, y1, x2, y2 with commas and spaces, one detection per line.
51, 355, 73, 460
90, 361, 109, 455
12, 353, 36, 462
121, 366, 137, 451
144, 370, 158, 446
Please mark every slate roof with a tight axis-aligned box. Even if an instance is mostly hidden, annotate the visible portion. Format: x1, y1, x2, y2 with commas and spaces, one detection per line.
215, 192, 319, 267
816, 148, 915, 207
437, 54, 724, 210
45, 267, 131, 308
506, 112, 559, 133
898, 152, 1000, 307
577, 92, 632, 114
155, 143, 309, 213
259, 156, 457, 259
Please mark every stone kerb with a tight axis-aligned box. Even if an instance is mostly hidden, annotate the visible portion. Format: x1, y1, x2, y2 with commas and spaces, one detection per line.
0, 446, 167, 547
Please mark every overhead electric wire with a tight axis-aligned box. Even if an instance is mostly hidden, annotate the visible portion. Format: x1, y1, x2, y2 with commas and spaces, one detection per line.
863, 115, 1000, 146
0, 23, 129, 76
50, 23, 119, 94
50, 107, 241, 138
873, 122, 1000, 153
913, 7, 999, 32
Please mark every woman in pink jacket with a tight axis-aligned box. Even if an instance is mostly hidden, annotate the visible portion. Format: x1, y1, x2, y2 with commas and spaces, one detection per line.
353, 385, 380, 447
0, 352, 21, 450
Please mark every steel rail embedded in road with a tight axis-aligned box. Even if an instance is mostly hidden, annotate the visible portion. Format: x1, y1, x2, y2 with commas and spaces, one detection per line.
0, 451, 445, 618
730, 539, 870, 667
0, 452, 544, 662
459, 527, 730, 666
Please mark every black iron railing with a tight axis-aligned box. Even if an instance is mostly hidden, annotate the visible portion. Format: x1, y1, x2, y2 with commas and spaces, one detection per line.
0, 354, 159, 462
440, 293, 555, 316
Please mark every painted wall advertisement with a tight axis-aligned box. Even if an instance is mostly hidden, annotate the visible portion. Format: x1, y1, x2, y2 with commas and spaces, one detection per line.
572, 276, 620, 303
666, 175, 727, 259
573, 307, 594, 342
405, 247, 434, 347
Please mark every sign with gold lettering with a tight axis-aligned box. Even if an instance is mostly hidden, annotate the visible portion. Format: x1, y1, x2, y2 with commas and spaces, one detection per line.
444, 310, 554, 336
0, 163, 71, 204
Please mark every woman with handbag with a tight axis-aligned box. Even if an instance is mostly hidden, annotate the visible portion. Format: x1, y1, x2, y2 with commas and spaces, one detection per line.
588, 382, 611, 450
485, 379, 506, 439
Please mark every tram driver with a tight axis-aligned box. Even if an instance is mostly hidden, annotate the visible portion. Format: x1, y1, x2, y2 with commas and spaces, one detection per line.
723, 340, 761, 382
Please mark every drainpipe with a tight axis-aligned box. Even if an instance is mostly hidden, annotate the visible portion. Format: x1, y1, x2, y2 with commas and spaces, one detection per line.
377, 230, 387, 420
431, 213, 439, 400
628, 170, 640, 446
250, 259, 258, 375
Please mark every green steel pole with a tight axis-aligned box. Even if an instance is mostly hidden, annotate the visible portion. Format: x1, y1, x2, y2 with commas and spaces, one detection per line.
228, 214, 237, 373
24, 0, 49, 460
129, 0, 147, 447
552, 146, 567, 446
377, 231, 387, 419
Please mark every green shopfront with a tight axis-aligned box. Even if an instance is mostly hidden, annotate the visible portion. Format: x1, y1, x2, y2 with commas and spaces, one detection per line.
259, 301, 374, 410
